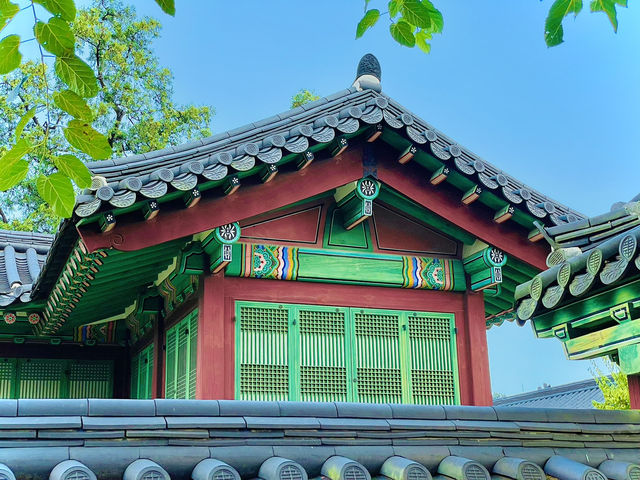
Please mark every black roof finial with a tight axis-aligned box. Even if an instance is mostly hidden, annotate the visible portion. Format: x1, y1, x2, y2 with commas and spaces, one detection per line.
353, 54, 382, 92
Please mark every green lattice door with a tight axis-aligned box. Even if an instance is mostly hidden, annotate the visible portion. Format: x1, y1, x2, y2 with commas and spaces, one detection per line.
0, 358, 113, 399
297, 305, 351, 402
165, 309, 198, 399
235, 301, 459, 404
131, 343, 154, 399
236, 303, 290, 401
406, 312, 459, 405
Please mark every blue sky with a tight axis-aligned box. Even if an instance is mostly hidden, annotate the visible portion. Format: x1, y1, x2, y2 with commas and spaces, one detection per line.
15, 1, 640, 395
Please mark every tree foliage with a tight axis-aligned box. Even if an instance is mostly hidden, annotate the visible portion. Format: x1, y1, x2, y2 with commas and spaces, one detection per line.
291, 89, 320, 109
0, 0, 211, 231
357, 0, 629, 52
591, 359, 630, 410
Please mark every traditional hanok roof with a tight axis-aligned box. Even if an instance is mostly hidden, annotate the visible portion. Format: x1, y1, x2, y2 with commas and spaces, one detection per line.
75, 54, 583, 232
514, 199, 640, 322
0, 230, 53, 306
493, 379, 604, 409
0, 400, 638, 480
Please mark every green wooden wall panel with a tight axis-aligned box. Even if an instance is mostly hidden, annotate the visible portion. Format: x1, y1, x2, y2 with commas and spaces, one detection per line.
165, 309, 198, 399
235, 301, 459, 405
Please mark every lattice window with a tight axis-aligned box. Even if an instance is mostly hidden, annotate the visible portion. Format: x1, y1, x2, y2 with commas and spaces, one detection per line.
408, 315, 451, 339
18, 360, 64, 398
68, 361, 113, 398
298, 307, 348, 402
240, 305, 288, 332
354, 311, 399, 337
0, 359, 15, 398
165, 310, 197, 399
300, 366, 348, 397
357, 367, 402, 403
237, 304, 290, 401
239, 364, 288, 399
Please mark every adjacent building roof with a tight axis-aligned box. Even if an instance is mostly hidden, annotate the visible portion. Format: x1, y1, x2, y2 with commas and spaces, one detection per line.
0, 230, 53, 306
515, 199, 640, 321
0, 400, 638, 480
493, 379, 604, 409
76, 55, 583, 232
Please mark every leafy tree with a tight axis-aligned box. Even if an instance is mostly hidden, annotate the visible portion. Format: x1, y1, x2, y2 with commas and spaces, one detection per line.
356, 0, 629, 52
591, 359, 630, 410
291, 89, 320, 109
0, 0, 211, 231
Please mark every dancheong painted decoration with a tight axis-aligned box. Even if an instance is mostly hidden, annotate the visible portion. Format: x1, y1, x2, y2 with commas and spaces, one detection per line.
0, 52, 639, 480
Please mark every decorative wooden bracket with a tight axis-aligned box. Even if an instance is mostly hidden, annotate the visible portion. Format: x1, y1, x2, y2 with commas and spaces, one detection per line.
334, 177, 380, 230
463, 245, 507, 291
201, 222, 241, 273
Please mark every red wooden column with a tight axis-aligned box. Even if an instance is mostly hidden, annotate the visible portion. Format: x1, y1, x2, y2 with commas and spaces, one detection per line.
151, 317, 163, 398
196, 272, 234, 399
457, 291, 493, 406
629, 374, 640, 409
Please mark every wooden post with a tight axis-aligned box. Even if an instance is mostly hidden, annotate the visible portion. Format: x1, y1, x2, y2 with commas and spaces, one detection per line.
629, 374, 640, 410
151, 315, 163, 399
458, 291, 493, 406
196, 272, 234, 399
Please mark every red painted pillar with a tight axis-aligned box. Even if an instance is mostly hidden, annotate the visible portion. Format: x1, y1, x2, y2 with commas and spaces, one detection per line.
196, 272, 234, 399
459, 291, 493, 406
629, 374, 640, 410
151, 318, 162, 398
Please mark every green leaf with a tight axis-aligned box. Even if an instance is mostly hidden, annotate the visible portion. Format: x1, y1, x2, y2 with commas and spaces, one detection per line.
0, 0, 19, 33
423, 0, 443, 33
401, 0, 432, 28
389, 0, 403, 18
33, 0, 76, 21
54, 154, 92, 188
545, 0, 583, 47
0, 159, 28, 191
64, 120, 111, 159
34, 17, 75, 56
356, 9, 380, 38
415, 29, 432, 53
153, 0, 175, 16
55, 55, 98, 98
53, 89, 92, 120
0, 138, 31, 172
590, 0, 620, 31
14, 106, 36, 140
0, 34, 21, 74
36, 172, 75, 217
390, 20, 416, 47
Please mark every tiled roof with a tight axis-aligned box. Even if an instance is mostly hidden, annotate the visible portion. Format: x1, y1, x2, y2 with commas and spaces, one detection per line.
493, 379, 604, 409
0, 230, 53, 307
514, 200, 640, 321
0, 400, 638, 480
75, 55, 583, 231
